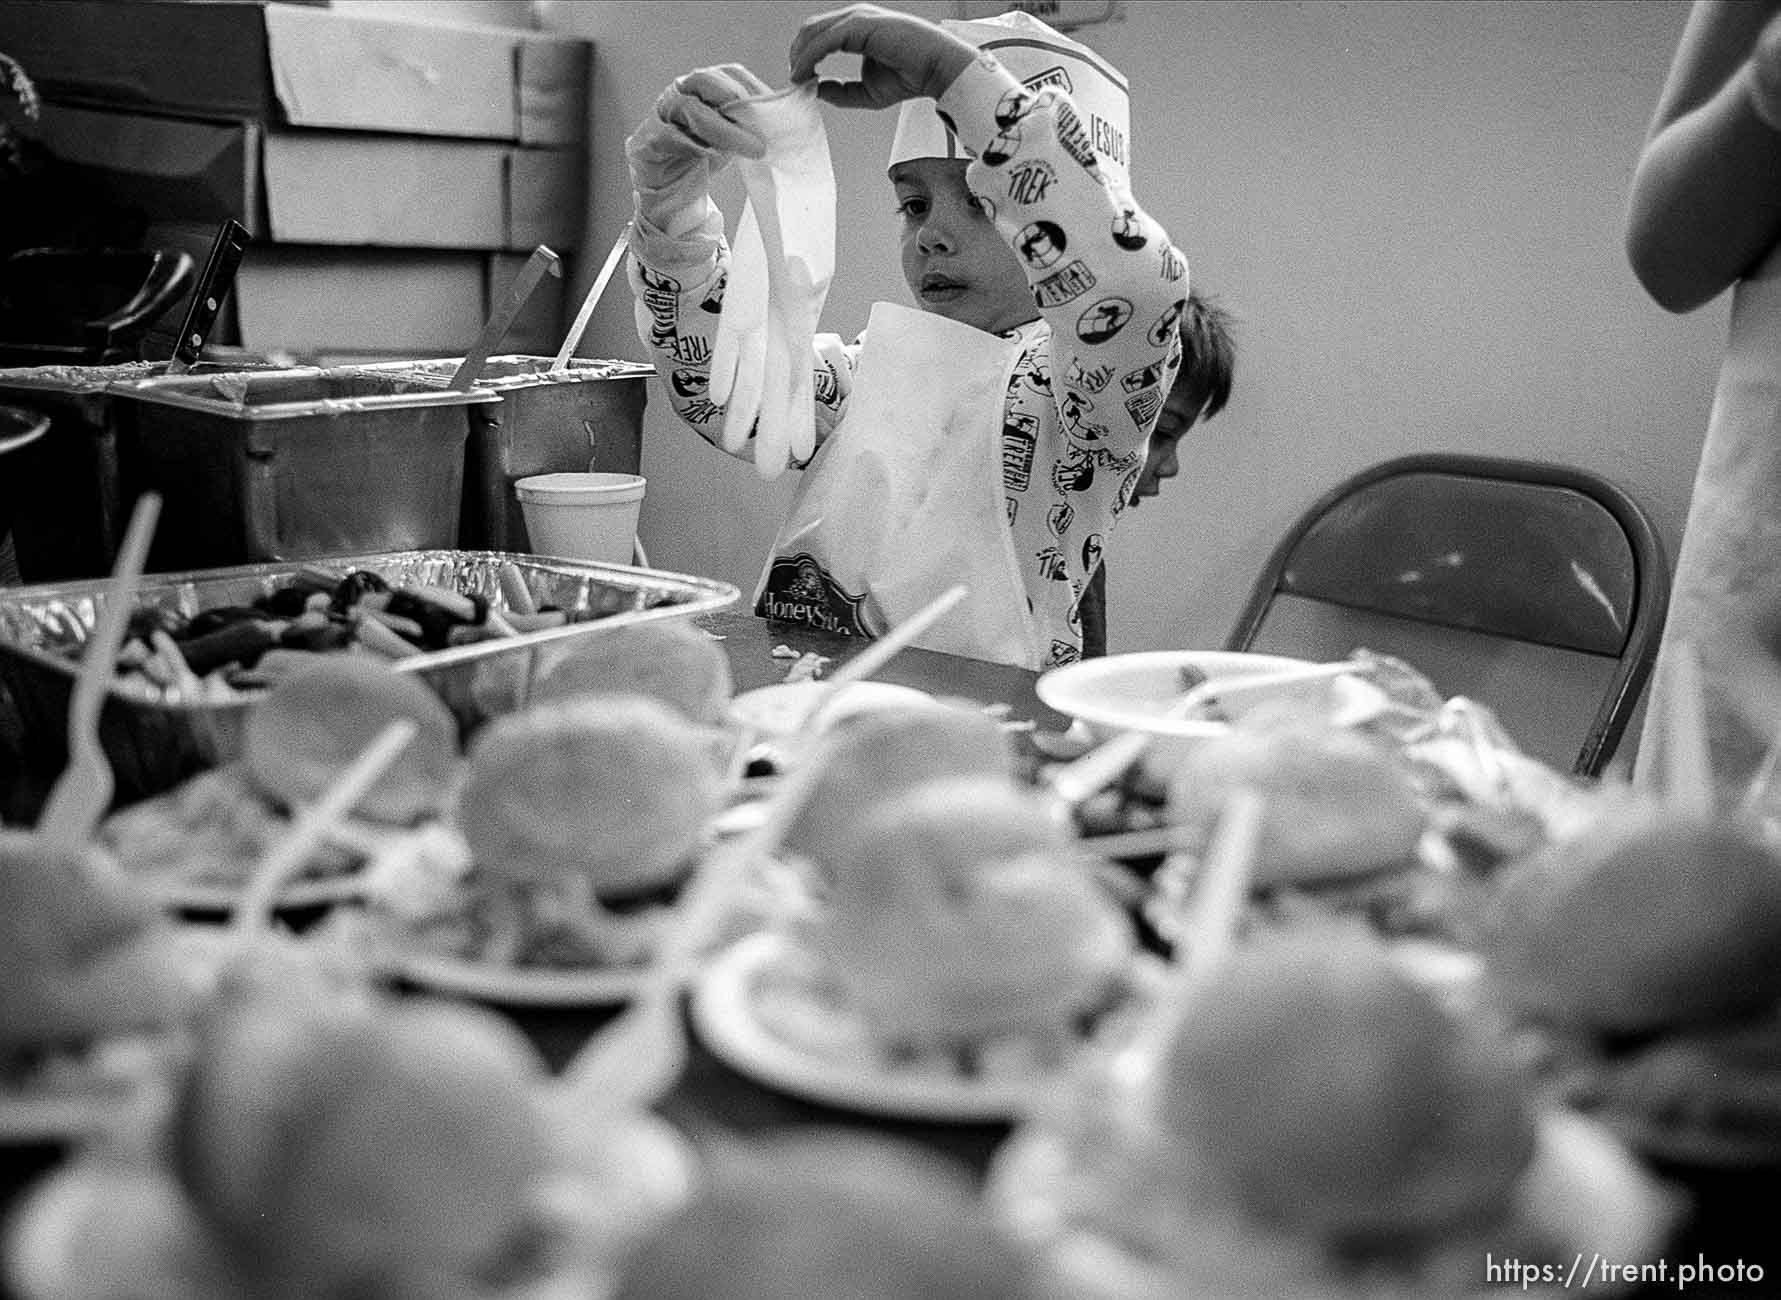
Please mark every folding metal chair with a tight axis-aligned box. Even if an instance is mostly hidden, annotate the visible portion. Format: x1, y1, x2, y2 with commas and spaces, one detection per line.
1225, 453, 1670, 776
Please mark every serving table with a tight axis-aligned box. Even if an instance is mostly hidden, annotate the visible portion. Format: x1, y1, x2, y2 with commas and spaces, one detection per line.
2, 614, 1772, 1299
691, 608, 1067, 721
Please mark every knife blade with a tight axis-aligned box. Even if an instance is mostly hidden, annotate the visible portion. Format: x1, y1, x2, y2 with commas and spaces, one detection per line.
165, 218, 251, 375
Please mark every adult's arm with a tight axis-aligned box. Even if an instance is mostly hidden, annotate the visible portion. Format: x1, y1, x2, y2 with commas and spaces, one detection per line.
1625, 0, 1781, 313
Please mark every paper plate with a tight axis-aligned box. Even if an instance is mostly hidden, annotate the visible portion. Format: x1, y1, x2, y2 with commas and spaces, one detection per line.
145, 872, 367, 916
384, 948, 650, 1008
0, 926, 244, 1146
986, 1106, 1681, 1300
728, 680, 941, 738
3, 1108, 699, 1300
691, 932, 1063, 1123
0, 1035, 178, 1148
1036, 651, 1322, 741
0, 1082, 136, 1147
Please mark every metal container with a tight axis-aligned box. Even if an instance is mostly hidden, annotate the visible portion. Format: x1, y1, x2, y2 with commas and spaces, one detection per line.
354, 356, 652, 552
106, 368, 497, 572
0, 549, 740, 808
0, 360, 303, 582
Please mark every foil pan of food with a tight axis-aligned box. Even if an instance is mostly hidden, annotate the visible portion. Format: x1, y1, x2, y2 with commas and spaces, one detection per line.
0, 549, 740, 807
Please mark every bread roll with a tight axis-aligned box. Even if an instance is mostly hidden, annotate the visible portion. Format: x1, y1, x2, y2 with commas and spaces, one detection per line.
173, 994, 553, 1298
1484, 813, 1781, 1032
614, 1131, 1030, 1300
1166, 726, 1425, 887
531, 619, 734, 726
241, 655, 459, 824
808, 777, 1131, 1042
456, 695, 725, 896
779, 702, 1015, 878
0, 831, 189, 1049
1154, 928, 1535, 1255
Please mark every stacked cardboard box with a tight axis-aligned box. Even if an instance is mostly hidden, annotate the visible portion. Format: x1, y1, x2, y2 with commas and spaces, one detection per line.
0, 0, 591, 359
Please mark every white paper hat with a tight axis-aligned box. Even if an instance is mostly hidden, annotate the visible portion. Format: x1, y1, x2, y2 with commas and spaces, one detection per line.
886, 9, 1130, 184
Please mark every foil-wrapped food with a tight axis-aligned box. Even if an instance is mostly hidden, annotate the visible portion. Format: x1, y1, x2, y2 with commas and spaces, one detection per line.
0, 549, 738, 803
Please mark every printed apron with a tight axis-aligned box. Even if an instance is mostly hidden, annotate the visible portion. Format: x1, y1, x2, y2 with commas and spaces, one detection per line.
1637, 237, 1781, 788
754, 300, 1041, 668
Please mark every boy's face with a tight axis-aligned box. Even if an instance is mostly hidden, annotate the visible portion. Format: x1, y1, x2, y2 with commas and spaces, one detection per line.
1129, 382, 1204, 507
890, 158, 1038, 337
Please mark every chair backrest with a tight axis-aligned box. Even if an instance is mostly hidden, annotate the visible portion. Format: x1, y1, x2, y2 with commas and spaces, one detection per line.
1225, 453, 1670, 776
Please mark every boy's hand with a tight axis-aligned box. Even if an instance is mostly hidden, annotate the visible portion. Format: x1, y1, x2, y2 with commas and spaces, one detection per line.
627, 65, 773, 228
789, 4, 979, 111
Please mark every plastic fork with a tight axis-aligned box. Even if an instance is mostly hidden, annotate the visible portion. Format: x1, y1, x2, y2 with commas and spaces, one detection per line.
554, 754, 823, 1114
232, 718, 418, 940
824, 584, 968, 691
1130, 788, 1263, 1064
36, 493, 161, 847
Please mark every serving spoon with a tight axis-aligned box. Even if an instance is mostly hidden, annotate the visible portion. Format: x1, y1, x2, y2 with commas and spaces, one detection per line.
550, 223, 632, 372
36, 493, 161, 848
450, 244, 561, 391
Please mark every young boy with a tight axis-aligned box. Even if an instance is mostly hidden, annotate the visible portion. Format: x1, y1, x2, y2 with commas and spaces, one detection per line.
625, 4, 1186, 669
1126, 291, 1235, 511
1078, 289, 1236, 655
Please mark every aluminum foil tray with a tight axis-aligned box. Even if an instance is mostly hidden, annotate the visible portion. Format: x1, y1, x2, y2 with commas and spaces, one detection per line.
0, 549, 739, 809
351, 355, 655, 390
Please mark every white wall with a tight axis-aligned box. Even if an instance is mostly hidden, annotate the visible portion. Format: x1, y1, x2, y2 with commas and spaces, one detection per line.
541, 0, 1727, 658
332, 0, 540, 27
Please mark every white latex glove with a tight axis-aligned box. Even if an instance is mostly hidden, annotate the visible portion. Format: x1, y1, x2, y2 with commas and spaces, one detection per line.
773, 257, 822, 466
714, 83, 836, 479
711, 199, 772, 455
625, 65, 770, 238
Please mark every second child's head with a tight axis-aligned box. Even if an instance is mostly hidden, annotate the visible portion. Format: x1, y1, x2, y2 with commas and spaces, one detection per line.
885, 10, 1131, 336
1129, 291, 1237, 506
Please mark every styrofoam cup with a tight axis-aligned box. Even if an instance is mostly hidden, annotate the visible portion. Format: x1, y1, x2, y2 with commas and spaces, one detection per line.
513, 472, 645, 565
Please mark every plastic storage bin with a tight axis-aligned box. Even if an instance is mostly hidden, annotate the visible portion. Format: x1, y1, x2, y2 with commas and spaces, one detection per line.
355, 356, 650, 551
107, 368, 496, 571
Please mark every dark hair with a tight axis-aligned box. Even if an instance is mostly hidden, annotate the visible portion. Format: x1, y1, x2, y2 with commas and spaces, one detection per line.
1176, 289, 1236, 422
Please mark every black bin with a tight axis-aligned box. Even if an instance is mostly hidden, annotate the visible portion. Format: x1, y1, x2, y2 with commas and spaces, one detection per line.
0, 247, 194, 368
0, 247, 197, 581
